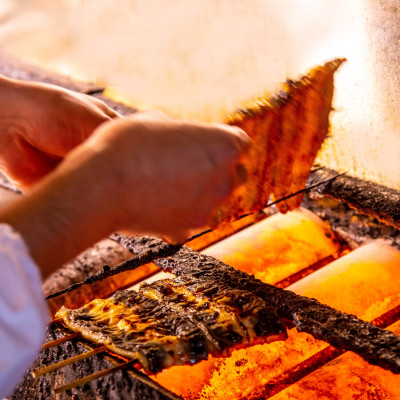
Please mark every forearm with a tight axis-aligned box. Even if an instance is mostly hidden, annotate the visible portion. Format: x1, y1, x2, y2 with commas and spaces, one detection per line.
0, 111, 249, 278
0, 146, 119, 279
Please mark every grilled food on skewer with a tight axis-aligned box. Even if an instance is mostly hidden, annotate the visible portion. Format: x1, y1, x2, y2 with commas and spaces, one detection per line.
53, 60, 343, 375
211, 58, 345, 226
56, 275, 287, 374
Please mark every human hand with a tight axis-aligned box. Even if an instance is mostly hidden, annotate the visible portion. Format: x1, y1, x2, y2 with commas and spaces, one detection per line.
71, 111, 250, 243
0, 110, 249, 275
0, 76, 119, 191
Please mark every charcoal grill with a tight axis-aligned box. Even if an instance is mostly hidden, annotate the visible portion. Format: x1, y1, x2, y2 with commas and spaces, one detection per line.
3, 55, 400, 400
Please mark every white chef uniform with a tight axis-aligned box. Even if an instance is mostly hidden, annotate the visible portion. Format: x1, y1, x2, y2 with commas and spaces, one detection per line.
0, 224, 47, 398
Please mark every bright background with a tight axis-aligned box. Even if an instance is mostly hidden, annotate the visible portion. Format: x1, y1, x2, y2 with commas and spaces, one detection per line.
1, 0, 400, 189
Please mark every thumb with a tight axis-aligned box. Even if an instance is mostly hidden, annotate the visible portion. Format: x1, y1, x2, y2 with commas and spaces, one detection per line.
0, 137, 61, 191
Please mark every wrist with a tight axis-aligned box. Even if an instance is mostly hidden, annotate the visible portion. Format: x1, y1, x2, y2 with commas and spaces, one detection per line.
0, 146, 119, 277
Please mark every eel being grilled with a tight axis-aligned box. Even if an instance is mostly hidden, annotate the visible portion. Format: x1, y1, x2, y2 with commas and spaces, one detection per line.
56, 275, 287, 374
210, 58, 345, 226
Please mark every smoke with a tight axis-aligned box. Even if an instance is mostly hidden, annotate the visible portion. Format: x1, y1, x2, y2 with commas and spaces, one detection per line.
1, 0, 400, 189
0, 0, 286, 121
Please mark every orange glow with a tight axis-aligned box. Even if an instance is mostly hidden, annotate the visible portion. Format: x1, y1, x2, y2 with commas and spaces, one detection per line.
289, 242, 400, 319
186, 211, 266, 251
202, 208, 340, 284
47, 262, 159, 316
270, 319, 400, 400
155, 242, 400, 399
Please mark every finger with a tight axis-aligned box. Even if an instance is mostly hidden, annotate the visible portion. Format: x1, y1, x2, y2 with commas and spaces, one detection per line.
85, 95, 122, 119
215, 123, 252, 154
205, 125, 251, 173
100, 104, 122, 119
0, 137, 61, 191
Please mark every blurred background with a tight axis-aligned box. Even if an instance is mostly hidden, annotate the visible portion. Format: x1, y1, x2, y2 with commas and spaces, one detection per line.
0, 0, 399, 190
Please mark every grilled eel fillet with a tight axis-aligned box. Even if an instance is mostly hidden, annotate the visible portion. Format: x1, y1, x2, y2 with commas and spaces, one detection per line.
56, 275, 287, 374
211, 58, 345, 226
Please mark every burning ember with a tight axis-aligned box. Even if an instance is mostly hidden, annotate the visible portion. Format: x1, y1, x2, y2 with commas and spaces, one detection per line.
203, 208, 341, 285
153, 224, 400, 399
273, 320, 400, 399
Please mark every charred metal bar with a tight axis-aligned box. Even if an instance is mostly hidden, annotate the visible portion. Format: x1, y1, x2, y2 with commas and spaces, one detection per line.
46, 172, 343, 300
255, 346, 343, 399
81, 87, 106, 95
0, 53, 101, 95
250, 303, 400, 398
309, 167, 400, 230
49, 175, 341, 298
46, 236, 182, 299
32, 346, 107, 378
273, 254, 338, 289
153, 244, 400, 374
110, 234, 182, 256
123, 365, 183, 400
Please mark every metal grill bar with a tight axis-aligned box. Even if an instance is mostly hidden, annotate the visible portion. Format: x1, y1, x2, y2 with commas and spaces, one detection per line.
154, 245, 400, 374
45, 173, 345, 301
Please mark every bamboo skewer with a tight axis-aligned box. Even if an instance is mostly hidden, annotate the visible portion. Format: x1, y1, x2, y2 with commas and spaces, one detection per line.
41, 332, 81, 350
49, 317, 63, 325
46, 172, 346, 301
53, 360, 135, 394
32, 345, 107, 378
124, 365, 183, 400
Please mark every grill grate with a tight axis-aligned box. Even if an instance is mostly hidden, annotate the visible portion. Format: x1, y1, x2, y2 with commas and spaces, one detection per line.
4, 55, 400, 399
33, 237, 400, 397
31, 321, 182, 399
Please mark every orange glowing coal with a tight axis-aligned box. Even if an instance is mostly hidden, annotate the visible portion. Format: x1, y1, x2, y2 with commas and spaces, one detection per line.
203, 208, 341, 285
270, 319, 400, 400
154, 238, 400, 400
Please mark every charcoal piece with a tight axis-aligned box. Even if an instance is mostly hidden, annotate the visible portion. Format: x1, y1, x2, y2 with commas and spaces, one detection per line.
308, 167, 400, 231
154, 244, 400, 374
10, 325, 179, 400
45, 235, 182, 300
44, 239, 132, 298
45, 246, 170, 300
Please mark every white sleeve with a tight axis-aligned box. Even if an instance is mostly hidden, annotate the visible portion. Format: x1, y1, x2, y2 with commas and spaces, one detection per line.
0, 223, 48, 398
